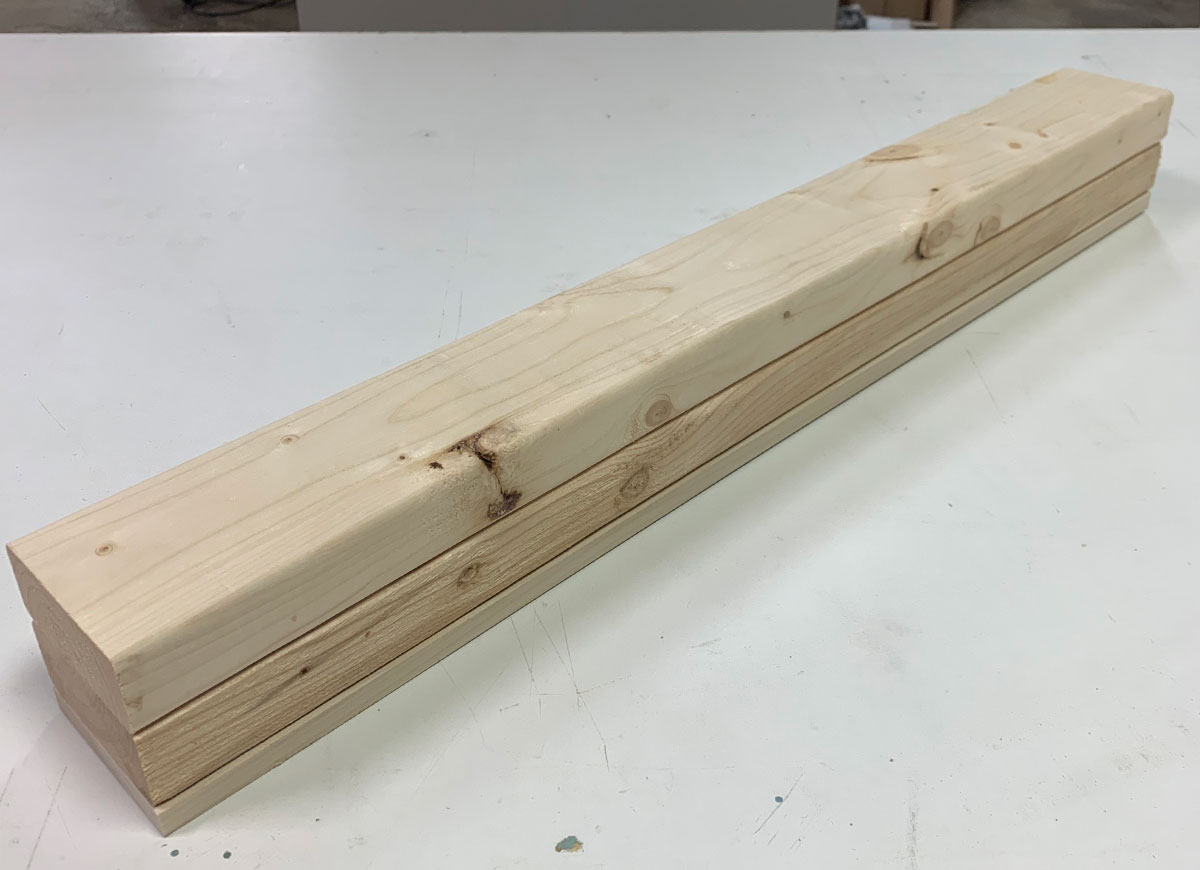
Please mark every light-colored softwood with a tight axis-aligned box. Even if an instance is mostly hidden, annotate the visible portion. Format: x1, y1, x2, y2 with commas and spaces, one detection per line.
125, 148, 1161, 804
8, 70, 1173, 738
62, 192, 1152, 835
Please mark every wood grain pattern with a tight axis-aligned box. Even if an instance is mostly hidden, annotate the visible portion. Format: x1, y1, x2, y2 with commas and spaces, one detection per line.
127, 147, 1161, 804
71, 191, 1152, 835
8, 70, 1173, 736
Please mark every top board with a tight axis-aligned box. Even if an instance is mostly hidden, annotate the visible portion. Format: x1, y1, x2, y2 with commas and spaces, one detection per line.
8, 69, 1172, 733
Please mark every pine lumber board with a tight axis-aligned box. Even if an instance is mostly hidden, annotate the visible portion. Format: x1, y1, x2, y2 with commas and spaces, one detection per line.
123, 147, 1161, 805
61, 191, 1152, 835
7, 70, 1173, 737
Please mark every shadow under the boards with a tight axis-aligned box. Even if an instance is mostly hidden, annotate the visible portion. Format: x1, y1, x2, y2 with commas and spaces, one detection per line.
188, 209, 1178, 828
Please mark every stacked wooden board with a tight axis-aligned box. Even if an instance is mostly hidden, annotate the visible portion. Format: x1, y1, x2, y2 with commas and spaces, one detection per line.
8, 69, 1171, 833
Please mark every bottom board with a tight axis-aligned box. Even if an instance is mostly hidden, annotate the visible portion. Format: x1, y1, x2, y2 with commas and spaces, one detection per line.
60, 192, 1150, 834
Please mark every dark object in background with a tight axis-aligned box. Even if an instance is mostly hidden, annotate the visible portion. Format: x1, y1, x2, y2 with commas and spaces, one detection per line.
296, 0, 838, 31
844, 0, 953, 27
184, 0, 294, 17
837, 3, 869, 28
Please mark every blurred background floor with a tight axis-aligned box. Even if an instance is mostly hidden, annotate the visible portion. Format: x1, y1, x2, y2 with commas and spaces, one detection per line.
0, 0, 299, 31
0, 0, 1195, 33
956, 0, 1199, 27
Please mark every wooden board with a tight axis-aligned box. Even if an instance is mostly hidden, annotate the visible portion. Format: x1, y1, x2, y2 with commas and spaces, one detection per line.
62, 191, 1152, 834
122, 148, 1161, 804
7, 70, 1173, 741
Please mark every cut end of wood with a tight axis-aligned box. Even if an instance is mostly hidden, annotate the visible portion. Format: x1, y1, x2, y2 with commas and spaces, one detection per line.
54, 689, 176, 834
9, 542, 142, 751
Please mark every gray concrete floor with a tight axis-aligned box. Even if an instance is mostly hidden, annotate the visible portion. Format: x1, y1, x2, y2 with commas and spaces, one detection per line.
0, 0, 297, 32
956, 0, 1199, 28
0, 0, 1195, 32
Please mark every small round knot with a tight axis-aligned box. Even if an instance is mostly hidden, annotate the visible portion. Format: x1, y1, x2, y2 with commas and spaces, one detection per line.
976, 215, 1002, 243
279, 433, 300, 445
618, 466, 651, 501
94, 542, 115, 557
456, 563, 482, 587
927, 221, 953, 249
644, 397, 674, 428
918, 220, 955, 258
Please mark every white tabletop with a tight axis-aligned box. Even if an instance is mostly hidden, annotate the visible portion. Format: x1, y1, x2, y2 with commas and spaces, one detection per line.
1, 30, 1198, 868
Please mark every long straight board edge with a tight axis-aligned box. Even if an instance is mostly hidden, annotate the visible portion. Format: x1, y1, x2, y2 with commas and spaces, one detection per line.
14, 71, 1172, 737
74, 191, 1149, 836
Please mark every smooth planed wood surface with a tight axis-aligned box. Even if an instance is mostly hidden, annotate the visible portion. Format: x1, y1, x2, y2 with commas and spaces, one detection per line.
8, 70, 1173, 737
126, 147, 1161, 804
97, 190, 1154, 834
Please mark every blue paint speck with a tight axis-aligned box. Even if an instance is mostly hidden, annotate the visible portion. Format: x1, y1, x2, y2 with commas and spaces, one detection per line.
555, 835, 583, 853
775, 795, 784, 803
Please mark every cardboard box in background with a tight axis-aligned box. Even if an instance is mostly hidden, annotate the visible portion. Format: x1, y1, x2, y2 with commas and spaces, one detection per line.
859, 0, 927, 17
855, 0, 953, 26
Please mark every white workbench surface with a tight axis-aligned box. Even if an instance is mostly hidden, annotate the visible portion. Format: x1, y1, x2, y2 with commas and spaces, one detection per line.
1, 30, 1198, 868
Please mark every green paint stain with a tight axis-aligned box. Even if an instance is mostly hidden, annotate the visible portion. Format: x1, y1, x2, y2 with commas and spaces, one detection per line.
775, 795, 784, 803
170, 850, 179, 857
555, 835, 583, 853
223, 851, 232, 859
